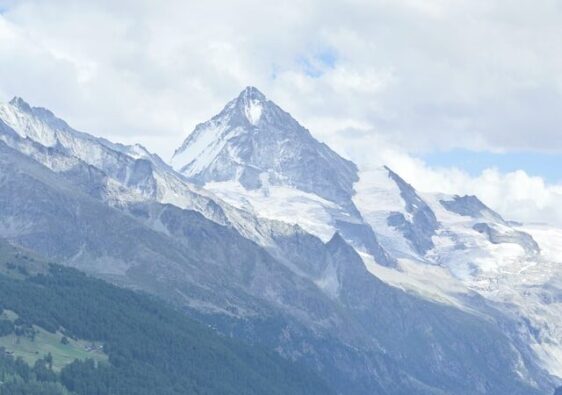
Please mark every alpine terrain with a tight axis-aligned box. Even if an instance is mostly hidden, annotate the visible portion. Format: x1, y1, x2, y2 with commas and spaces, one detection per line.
0, 88, 561, 394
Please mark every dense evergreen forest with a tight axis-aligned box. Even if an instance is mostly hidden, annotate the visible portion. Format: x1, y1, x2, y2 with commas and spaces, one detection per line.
0, 245, 330, 395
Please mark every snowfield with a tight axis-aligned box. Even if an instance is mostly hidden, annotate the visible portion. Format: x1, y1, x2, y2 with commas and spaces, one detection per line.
1, 88, 560, 391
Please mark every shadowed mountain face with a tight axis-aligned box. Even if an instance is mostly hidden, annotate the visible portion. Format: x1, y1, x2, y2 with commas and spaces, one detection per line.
0, 93, 558, 394
0, 238, 333, 395
440, 195, 507, 225
385, 167, 439, 255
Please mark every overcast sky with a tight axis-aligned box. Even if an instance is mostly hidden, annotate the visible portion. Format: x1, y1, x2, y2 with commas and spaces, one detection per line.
1, 0, 562, 224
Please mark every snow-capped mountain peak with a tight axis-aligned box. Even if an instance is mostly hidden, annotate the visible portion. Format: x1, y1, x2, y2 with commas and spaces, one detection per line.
238, 85, 266, 100
237, 86, 265, 125
171, 86, 359, 209
9, 96, 32, 111
0, 96, 74, 148
1, 91, 561, 391
170, 87, 396, 266
7, 96, 73, 132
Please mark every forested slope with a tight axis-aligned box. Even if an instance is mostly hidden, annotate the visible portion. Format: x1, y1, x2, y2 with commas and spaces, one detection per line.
0, 240, 331, 395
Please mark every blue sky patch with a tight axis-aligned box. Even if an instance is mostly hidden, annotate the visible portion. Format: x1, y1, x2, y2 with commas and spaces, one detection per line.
0, 0, 11, 14
297, 48, 337, 78
423, 149, 562, 183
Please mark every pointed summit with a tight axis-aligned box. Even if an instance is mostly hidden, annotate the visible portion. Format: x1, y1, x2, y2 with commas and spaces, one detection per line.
2, 97, 71, 139
1, 96, 63, 146
234, 86, 266, 126
171, 87, 358, 207
237, 86, 266, 102
9, 97, 33, 112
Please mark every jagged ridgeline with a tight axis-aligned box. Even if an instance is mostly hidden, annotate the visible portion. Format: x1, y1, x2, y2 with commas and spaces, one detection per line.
0, 91, 559, 394
0, 239, 331, 395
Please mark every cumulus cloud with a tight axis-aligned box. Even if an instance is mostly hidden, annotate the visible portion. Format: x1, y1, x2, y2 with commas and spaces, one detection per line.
323, 129, 562, 225
383, 153, 562, 226
1, 0, 561, 224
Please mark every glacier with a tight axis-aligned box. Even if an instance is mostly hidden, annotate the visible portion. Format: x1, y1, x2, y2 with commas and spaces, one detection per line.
171, 87, 562, 388
0, 89, 560, 394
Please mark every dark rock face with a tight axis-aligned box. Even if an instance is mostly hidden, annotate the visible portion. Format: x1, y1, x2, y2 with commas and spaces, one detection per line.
334, 219, 396, 267
473, 223, 541, 255
385, 167, 439, 255
441, 195, 506, 224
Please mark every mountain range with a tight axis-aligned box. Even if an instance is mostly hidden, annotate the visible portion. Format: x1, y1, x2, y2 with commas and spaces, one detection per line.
0, 87, 560, 394
0, 238, 331, 395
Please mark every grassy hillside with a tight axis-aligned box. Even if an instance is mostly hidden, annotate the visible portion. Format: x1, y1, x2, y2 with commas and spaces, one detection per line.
0, 309, 106, 371
0, 239, 331, 395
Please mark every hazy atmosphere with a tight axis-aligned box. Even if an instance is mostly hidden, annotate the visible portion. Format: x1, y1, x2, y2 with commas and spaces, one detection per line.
1, 2, 562, 394
2, 0, 562, 225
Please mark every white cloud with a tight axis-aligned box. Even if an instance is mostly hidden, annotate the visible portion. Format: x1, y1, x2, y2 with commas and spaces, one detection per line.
2, 0, 562, 153
1, 0, 562, 224
373, 148, 562, 226
313, 128, 562, 226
